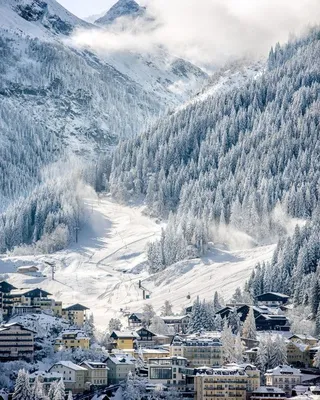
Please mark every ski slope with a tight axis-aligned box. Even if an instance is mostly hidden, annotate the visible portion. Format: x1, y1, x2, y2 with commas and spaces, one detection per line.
0, 195, 275, 330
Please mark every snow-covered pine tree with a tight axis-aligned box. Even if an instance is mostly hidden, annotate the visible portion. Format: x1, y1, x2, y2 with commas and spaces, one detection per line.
48, 381, 57, 400
161, 300, 173, 316
31, 376, 47, 400
12, 369, 32, 400
311, 279, 320, 318
271, 335, 288, 367
242, 307, 257, 340
228, 307, 241, 334
234, 332, 245, 364
221, 319, 235, 363
313, 348, 320, 368
54, 379, 65, 400
67, 391, 73, 400
315, 305, 320, 336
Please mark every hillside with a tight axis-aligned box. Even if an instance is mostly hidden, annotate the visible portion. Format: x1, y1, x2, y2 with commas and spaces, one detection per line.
0, 195, 275, 330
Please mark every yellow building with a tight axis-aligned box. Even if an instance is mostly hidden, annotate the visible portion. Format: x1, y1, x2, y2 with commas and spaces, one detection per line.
289, 334, 318, 346
110, 331, 139, 350
80, 361, 109, 386
194, 367, 248, 400
134, 348, 170, 363
54, 330, 90, 351
62, 303, 89, 327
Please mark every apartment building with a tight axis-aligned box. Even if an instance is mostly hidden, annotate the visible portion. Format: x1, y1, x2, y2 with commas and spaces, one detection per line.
0, 322, 35, 361
62, 303, 89, 327
80, 361, 109, 387
54, 330, 90, 351
194, 367, 248, 400
265, 365, 302, 395
49, 361, 87, 393
105, 354, 135, 384
226, 364, 260, 393
148, 356, 188, 390
170, 333, 223, 367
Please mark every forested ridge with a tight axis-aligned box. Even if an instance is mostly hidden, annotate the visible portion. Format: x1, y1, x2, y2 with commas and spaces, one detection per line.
110, 28, 320, 271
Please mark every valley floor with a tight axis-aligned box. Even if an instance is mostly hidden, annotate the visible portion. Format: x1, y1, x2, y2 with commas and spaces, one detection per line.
0, 196, 275, 330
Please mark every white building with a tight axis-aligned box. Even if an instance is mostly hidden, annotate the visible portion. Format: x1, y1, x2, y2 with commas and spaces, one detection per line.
147, 356, 188, 390
80, 361, 109, 387
49, 361, 87, 393
265, 365, 302, 395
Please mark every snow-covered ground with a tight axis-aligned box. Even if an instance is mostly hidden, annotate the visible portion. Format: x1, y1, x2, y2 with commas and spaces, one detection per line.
0, 195, 275, 330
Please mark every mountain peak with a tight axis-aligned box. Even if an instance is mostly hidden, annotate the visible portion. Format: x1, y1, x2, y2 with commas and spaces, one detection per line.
95, 0, 146, 26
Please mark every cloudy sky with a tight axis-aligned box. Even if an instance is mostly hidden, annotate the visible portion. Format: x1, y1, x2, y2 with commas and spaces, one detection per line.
58, 0, 116, 18
60, 0, 320, 67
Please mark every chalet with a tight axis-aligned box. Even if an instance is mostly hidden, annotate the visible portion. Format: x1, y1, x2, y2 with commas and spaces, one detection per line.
162, 315, 190, 334
62, 303, 89, 327
0, 281, 17, 318
10, 288, 53, 312
216, 305, 290, 332
136, 327, 157, 347
110, 331, 139, 350
128, 313, 144, 328
54, 330, 90, 351
256, 293, 290, 308
0, 322, 35, 361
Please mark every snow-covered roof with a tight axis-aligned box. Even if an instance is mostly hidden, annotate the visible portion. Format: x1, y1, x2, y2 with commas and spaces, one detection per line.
162, 315, 189, 322
266, 365, 302, 376
253, 386, 285, 394
81, 361, 109, 370
111, 330, 140, 339
0, 322, 36, 333
50, 361, 87, 371
107, 355, 135, 365
56, 329, 89, 340
289, 334, 317, 341
29, 371, 63, 380
63, 303, 89, 311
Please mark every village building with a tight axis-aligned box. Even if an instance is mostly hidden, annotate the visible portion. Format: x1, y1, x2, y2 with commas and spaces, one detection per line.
49, 361, 87, 393
135, 327, 171, 348
226, 364, 261, 393
54, 329, 90, 351
110, 330, 140, 350
256, 293, 290, 308
80, 361, 109, 387
265, 365, 302, 396
162, 315, 190, 334
0, 281, 17, 318
170, 333, 223, 367
105, 354, 135, 384
250, 386, 286, 400
134, 348, 170, 363
128, 313, 144, 329
288, 334, 318, 346
286, 341, 311, 367
0, 322, 35, 361
193, 366, 248, 400
62, 303, 89, 326
147, 356, 188, 390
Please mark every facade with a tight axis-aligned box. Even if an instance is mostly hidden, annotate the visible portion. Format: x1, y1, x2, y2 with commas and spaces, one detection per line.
250, 386, 286, 400
287, 341, 310, 367
54, 330, 90, 351
0, 322, 35, 361
226, 364, 260, 393
256, 293, 290, 308
62, 303, 89, 326
194, 367, 248, 400
128, 313, 143, 328
110, 331, 139, 350
288, 334, 318, 346
162, 315, 190, 333
170, 333, 223, 367
80, 361, 109, 387
265, 365, 302, 395
0, 281, 16, 318
134, 348, 170, 363
49, 361, 87, 393
148, 356, 188, 390
105, 354, 135, 384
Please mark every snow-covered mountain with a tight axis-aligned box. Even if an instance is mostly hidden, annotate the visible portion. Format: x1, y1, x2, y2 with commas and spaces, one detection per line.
95, 0, 146, 26
0, 0, 207, 212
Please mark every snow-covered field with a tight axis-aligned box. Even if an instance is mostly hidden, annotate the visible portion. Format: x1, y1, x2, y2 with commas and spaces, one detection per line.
0, 196, 275, 330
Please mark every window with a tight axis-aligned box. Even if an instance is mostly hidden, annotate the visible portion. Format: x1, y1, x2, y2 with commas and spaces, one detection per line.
150, 368, 172, 380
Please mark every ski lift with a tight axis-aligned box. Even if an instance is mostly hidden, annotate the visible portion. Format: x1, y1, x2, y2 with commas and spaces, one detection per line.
187, 292, 191, 300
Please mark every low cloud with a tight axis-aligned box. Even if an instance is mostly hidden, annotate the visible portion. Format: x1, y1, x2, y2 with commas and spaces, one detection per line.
70, 0, 320, 66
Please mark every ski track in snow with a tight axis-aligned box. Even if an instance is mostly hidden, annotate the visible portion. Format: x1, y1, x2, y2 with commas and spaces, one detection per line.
0, 196, 275, 330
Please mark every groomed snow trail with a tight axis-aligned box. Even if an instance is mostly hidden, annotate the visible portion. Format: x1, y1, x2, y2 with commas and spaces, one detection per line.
0, 196, 275, 330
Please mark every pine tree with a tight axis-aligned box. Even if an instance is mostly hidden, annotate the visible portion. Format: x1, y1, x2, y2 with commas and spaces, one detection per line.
48, 382, 57, 400
31, 376, 46, 400
234, 332, 244, 363
54, 379, 65, 400
161, 300, 173, 316
316, 306, 320, 336
311, 279, 320, 318
228, 307, 241, 334
12, 369, 32, 400
271, 335, 288, 367
213, 291, 222, 311
221, 319, 235, 363
313, 348, 320, 368
67, 391, 73, 400
242, 307, 257, 340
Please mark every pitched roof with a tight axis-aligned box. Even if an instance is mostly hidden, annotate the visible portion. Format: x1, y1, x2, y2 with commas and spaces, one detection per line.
50, 361, 87, 371
0, 281, 16, 292
253, 386, 285, 394
81, 361, 109, 370
63, 303, 89, 311
128, 312, 144, 320
0, 322, 36, 333
111, 330, 139, 339
162, 315, 189, 322
10, 288, 52, 297
106, 355, 135, 365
